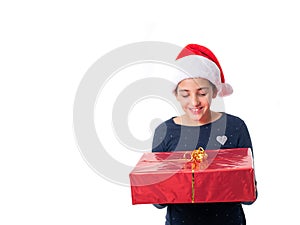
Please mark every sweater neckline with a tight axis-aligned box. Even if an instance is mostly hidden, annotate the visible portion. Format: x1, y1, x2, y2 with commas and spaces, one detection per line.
170, 112, 225, 128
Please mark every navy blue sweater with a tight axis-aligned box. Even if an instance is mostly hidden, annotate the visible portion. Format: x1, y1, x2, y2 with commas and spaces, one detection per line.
152, 113, 256, 225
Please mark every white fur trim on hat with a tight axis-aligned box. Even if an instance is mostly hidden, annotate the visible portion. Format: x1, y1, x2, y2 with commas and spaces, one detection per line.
174, 55, 233, 97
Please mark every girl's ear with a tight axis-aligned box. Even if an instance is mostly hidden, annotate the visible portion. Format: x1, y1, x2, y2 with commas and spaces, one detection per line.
175, 92, 180, 101
173, 86, 179, 100
211, 83, 218, 98
212, 88, 218, 98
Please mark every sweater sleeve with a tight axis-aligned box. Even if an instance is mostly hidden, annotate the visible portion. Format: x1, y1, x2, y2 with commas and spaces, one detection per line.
237, 121, 253, 152
152, 122, 168, 153
237, 121, 258, 205
151, 123, 168, 209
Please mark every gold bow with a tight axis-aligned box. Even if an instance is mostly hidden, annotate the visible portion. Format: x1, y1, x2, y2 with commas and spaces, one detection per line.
190, 147, 208, 163
189, 147, 207, 203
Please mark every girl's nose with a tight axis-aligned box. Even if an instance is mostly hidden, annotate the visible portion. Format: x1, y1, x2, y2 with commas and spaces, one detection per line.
191, 95, 200, 106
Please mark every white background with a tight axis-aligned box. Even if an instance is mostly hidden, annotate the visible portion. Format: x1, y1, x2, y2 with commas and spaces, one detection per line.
1, 1, 299, 224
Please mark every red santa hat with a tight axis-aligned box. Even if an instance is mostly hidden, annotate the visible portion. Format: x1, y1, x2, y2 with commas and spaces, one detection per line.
174, 44, 233, 97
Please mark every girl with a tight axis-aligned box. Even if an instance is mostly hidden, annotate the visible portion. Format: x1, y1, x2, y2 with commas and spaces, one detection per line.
152, 44, 257, 225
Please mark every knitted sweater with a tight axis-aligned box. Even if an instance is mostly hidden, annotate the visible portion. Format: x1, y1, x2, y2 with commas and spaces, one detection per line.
152, 113, 256, 225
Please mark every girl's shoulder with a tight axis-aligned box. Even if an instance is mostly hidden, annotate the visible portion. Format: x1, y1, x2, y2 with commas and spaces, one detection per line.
153, 117, 184, 135
155, 117, 177, 128
223, 113, 248, 127
224, 113, 244, 121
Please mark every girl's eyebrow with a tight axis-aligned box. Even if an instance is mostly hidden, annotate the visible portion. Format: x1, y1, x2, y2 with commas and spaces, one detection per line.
178, 87, 209, 92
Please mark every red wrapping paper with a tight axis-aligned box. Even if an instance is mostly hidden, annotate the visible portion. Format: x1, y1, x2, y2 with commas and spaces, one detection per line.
129, 148, 256, 204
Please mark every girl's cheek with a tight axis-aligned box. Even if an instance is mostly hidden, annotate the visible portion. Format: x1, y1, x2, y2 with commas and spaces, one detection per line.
178, 97, 189, 103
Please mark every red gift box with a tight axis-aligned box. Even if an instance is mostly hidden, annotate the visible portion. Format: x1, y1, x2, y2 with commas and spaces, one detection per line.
129, 148, 256, 204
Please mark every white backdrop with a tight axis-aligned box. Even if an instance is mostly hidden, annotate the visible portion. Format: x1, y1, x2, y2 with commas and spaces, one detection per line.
1, 1, 299, 224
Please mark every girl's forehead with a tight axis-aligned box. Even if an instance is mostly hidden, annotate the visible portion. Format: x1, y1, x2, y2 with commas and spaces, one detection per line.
178, 78, 211, 89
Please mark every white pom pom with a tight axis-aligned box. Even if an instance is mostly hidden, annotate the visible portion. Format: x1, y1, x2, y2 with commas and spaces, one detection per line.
218, 83, 233, 97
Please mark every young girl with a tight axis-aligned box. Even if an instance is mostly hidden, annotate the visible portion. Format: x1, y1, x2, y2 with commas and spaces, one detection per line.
152, 44, 257, 225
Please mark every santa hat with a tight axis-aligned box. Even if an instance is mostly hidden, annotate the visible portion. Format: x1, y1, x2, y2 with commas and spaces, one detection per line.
174, 44, 233, 97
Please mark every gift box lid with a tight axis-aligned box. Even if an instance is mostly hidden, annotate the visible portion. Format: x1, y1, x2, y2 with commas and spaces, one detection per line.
131, 148, 253, 176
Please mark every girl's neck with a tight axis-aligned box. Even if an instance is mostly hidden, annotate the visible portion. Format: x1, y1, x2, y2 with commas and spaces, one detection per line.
174, 111, 222, 126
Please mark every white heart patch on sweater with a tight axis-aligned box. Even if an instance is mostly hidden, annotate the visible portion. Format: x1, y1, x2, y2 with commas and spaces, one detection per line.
216, 135, 227, 145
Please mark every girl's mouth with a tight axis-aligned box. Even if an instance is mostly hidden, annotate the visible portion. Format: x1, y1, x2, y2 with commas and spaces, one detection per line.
189, 107, 203, 114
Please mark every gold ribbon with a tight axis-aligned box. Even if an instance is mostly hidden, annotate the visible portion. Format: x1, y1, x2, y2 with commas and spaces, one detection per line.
189, 147, 207, 203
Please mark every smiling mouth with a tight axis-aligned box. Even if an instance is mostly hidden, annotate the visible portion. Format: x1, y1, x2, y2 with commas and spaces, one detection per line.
189, 107, 203, 114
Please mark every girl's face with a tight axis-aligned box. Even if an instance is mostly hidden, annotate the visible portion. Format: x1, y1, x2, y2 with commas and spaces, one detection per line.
175, 78, 217, 124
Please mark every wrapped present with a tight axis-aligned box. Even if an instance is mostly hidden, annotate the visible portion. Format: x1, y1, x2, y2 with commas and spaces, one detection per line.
129, 148, 256, 204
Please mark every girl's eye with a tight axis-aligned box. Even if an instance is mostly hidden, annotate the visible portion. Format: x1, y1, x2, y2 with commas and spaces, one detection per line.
181, 95, 189, 98
197, 90, 208, 96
